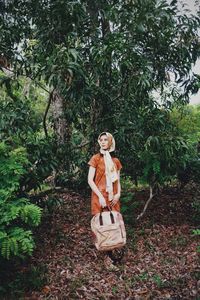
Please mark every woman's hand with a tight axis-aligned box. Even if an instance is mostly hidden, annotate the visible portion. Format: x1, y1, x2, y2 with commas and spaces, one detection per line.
110, 193, 120, 207
99, 195, 107, 208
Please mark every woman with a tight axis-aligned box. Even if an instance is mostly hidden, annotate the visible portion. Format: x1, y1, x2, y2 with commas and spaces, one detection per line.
88, 132, 123, 269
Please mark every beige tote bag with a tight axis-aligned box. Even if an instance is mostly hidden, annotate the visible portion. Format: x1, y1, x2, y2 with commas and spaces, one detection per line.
91, 209, 126, 251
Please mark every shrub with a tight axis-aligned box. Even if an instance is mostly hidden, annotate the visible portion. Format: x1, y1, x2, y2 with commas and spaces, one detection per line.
0, 142, 42, 259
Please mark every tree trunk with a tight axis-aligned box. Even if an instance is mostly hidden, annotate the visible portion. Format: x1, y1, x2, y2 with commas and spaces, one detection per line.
134, 175, 138, 187
90, 86, 103, 153
87, 2, 112, 153
51, 89, 71, 144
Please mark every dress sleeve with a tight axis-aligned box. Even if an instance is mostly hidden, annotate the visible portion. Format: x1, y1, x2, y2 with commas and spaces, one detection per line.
115, 158, 122, 170
88, 155, 98, 168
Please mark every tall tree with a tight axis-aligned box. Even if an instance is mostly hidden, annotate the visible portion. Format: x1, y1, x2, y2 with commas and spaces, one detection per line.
0, 0, 200, 188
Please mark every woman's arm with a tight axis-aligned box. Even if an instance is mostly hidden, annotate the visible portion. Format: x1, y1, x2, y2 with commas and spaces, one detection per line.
110, 170, 121, 206
117, 170, 121, 197
88, 166, 107, 207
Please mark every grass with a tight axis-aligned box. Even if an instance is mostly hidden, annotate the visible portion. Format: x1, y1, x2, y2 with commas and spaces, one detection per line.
152, 274, 165, 288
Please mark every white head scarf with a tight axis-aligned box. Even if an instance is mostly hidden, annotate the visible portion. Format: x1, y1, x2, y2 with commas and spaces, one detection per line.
98, 132, 118, 201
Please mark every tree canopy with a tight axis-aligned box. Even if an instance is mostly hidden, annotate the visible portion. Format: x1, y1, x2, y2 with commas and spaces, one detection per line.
0, 0, 200, 258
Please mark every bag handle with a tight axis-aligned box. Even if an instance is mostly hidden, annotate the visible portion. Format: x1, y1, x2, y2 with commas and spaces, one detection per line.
99, 206, 115, 226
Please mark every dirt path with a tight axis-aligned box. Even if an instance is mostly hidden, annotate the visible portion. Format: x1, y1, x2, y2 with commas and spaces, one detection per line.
23, 188, 199, 300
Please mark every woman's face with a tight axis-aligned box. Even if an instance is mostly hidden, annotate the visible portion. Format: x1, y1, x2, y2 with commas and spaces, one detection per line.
99, 134, 110, 150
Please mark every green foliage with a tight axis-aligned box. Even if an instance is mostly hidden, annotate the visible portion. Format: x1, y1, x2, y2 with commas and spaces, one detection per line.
42, 195, 62, 214
193, 229, 200, 236
152, 274, 165, 288
0, 143, 28, 197
0, 74, 59, 191
0, 80, 64, 192
120, 176, 141, 224
24, 134, 59, 192
177, 156, 200, 186
0, 0, 200, 205
0, 142, 42, 259
1, 0, 200, 132
0, 74, 44, 140
20, 264, 48, 290
170, 105, 200, 143
141, 134, 189, 185
0, 228, 34, 259
169, 105, 200, 186
0, 264, 48, 298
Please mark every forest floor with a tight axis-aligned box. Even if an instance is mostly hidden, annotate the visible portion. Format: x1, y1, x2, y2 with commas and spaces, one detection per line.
1, 183, 200, 300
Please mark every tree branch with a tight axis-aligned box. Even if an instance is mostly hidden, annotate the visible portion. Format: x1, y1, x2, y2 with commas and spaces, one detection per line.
137, 185, 155, 220
43, 89, 54, 138
2, 66, 50, 94
76, 140, 90, 149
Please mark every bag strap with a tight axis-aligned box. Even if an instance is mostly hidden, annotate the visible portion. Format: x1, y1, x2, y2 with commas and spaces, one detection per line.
99, 206, 115, 226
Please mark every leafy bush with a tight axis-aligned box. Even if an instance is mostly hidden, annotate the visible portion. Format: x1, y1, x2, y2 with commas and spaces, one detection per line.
141, 135, 189, 187
0, 80, 41, 142
120, 176, 140, 225
23, 134, 59, 192
0, 142, 42, 259
177, 154, 200, 187
0, 77, 60, 192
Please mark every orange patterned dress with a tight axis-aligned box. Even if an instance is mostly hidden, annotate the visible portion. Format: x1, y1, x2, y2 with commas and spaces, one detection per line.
88, 153, 122, 215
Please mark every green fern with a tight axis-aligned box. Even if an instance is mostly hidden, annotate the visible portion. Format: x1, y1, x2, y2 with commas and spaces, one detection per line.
0, 198, 42, 226
0, 227, 35, 259
1, 237, 18, 259
20, 204, 42, 226
0, 204, 21, 225
0, 231, 7, 240
0, 143, 42, 260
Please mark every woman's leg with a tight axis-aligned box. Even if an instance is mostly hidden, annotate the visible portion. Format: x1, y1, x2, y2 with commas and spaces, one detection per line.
107, 248, 125, 264
104, 251, 119, 271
